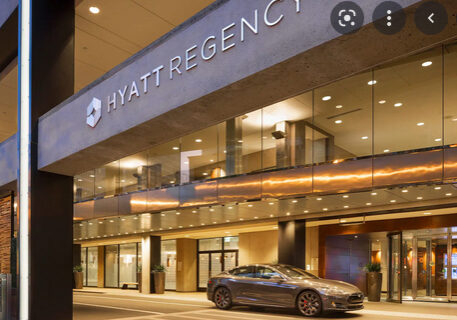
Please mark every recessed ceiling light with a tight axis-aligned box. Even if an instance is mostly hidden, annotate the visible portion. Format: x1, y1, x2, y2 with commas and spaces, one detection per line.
384, 149, 390, 153
97, 186, 102, 189
361, 136, 369, 140
390, 200, 396, 203
317, 198, 322, 201
422, 61, 432, 67
344, 205, 349, 208
77, 179, 83, 182
286, 212, 291, 216
210, 159, 214, 162
292, 200, 298, 203
192, 210, 197, 213
269, 202, 275, 205
434, 186, 441, 190
334, 120, 343, 124
89, 174, 95, 178
172, 147, 179, 150
202, 172, 208, 176
247, 204, 253, 208
402, 190, 408, 193
270, 214, 274, 217
322, 96, 332, 101
423, 212, 432, 215
343, 195, 349, 198
195, 139, 202, 143
239, 218, 244, 221
366, 203, 372, 206
89, 6, 100, 14
176, 212, 181, 215
417, 122, 425, 126
254, 216, 259, 219
209, 208, 215, 212
435, 138, 442, 142
227, 206, 233, 209
161, 213, 165, 217
368, 80, 377, 85
452, 118, 457, 122
336, 105, 343, 109
446, 193, 452, 196
378, 100, 386, 104
394, 103, 403, 107
304, 210, 309, 213
417, 196, 423, 200
323, 208, 328, 211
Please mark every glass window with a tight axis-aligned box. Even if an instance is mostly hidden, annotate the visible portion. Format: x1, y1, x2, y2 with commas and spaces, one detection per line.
445, 43, 457, 146
314, 71, 372, 162
81, 247, 87, 286
74, 170, 95, 202
229, 266, 255, 278
263, 91, 313, 169
94, 161, 119, 197
120, 151, 149, 193
374, 47, 442, 154
87, 247, 98, 287
274, 265, 318, 279
256, 267, 281, 279
199, 238, 222, 251
148, 139, 181, 187
105, 245, 119, 288
223, 237, 238, 250
119, 243, 137, 286
161, 240, 177, 290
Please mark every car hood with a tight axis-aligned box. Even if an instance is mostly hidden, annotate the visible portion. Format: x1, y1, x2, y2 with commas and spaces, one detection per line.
292, 278, 361, 294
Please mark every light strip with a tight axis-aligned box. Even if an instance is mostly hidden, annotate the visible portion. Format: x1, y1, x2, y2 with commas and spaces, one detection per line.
18, 0, 31, 319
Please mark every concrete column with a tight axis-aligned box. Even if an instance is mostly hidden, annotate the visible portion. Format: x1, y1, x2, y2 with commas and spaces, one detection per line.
73, 244, 81, 268
141, 236, 161, 293
22, 1, 75, 319
97, 246, 105, 288
278, 220, 306, 269
176, 238, 197, 292
226, 118, 243, 176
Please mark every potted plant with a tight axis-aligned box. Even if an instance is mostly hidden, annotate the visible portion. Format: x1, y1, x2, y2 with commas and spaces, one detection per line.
73, 265, 84, 289
137, 265, 142, 292
151, 265, 166, 294
365, 262, 382, 302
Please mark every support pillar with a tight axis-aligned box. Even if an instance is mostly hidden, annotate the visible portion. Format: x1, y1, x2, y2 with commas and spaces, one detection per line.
141, 236, 160, 293
176, 238, 197, 292
278, 220, 306, 269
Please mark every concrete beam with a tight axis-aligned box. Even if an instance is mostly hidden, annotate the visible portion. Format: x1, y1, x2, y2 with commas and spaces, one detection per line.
36, 0, 457, 177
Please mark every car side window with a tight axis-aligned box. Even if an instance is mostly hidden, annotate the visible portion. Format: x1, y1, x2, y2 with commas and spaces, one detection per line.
256, 267, 282, 279
230, 266, 255, 278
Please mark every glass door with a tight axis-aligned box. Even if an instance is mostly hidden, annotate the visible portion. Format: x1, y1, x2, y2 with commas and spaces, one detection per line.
224, 252, 238, 271
449, 234, 457, 299
388, 232, 402, 302
198, 253, 210, 289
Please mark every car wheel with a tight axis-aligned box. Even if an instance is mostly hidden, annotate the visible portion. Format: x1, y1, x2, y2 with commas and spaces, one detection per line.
297, 290, 322, 317
214, 287, 232, 310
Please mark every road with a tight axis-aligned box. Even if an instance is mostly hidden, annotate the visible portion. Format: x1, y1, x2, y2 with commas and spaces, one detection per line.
73, 291, 457, 320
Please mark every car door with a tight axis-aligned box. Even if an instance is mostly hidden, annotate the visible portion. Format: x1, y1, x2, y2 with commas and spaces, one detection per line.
226, 266, 259, 304
252, 267, 298, 307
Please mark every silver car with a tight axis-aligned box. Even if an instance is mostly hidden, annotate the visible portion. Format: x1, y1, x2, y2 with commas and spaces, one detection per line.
207, 264, 364, 317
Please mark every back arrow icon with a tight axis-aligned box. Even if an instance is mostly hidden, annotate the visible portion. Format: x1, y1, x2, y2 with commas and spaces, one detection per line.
428, 13, 435, 23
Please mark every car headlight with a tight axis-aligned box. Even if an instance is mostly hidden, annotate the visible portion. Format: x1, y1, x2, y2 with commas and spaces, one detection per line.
319, 287, 346, 296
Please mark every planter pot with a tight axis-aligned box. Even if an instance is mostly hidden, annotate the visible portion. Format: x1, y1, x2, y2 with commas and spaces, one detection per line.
152, 272, 165, 294
366, 272, 382, 302
74, 272, 83, 289
137, 272, 142, 291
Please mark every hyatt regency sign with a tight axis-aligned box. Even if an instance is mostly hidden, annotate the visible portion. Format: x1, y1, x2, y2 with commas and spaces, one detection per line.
86, 0, 302, 127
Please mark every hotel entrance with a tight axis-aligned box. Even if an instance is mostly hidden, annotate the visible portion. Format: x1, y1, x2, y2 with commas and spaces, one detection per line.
401, 228, 457, 302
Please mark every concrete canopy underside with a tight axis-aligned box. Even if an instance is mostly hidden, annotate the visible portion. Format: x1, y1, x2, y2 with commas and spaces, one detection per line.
36, 0, 457, 177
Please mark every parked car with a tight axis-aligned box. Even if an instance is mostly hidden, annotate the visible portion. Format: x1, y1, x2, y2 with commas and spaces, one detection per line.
207, 264, 364, 317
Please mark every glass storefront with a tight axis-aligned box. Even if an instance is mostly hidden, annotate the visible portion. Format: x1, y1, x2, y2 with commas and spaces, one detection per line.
87, 247, 98, 287
161, 240, 177, 290
74, 43, 457, 202
198, 237, 239, 290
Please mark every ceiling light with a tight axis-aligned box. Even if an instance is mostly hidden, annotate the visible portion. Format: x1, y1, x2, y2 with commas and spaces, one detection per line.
322, 96, 332, 101
343, 195, 349, 198
317, 198, 322, 201
210, 159, 214, 162
435, 138, 442, 142
361, 136, 369, 140
344, 205, 349, 209
434, 186, 441, 190
192, 210, 197, 213
161, 213, 165, 217
323, 208, 328, 211
371, 192, 377, 196
384, 149, 390, 153
336, 105, 343, 109
77, 179, 83, 182
417, 196, 423, 200
452, 118, 457, 122
247, 204, 253, 208
228, 206, 233, 209
172, 146, 179, 150
446, 193, 452, 196
417, 122, 425, 126
237, 140, 243, 143
209, 208, 215, 212
89, 174, 95, 178
89, 6, 100, 14
304, 210, 309, 213
368, 80, 377, 85
390, 200, 396, 203
292, 200, 298, 203
239, 218, 244, 221
269, 202, 275, 205
402, 190, 408, 193
286, 212, 291, 216
422, 61, 432, 67
366, 203, 372, 206
335, 120, 343, 124
202, 172, 208, 176
195, 139, 202, 143
176, 212, 181, 215
423, 212, 432, 215
394, 103, 403, 107
378, 100, 386, 104
169, 180, 175, 184
254, 216, 259, 219
179, 226, 183, 228
120, 179, 125, 183
97, 186, 102, 189
270, 214, 274, 217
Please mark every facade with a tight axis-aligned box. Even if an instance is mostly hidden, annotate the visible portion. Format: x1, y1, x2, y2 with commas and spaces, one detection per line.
0, 0, 457, 318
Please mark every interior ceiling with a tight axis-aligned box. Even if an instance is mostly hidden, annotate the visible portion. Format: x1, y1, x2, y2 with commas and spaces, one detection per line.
74, 182, 457, 241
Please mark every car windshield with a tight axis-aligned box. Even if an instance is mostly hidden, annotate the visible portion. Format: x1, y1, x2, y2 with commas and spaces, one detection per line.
274, 265, 319, 280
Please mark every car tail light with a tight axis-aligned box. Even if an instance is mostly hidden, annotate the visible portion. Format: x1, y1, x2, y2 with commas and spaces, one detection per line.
208, 280, 212, 285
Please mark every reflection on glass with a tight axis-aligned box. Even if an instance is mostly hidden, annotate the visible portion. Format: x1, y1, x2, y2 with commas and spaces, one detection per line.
87, 247, 98, 287
224, 237, 239, 250
444, 43, 457, 146
374, 48, 442, 154
161, 240, 176, 290
314, 72, 372, 162
95, 161, 119, 197
119, 243, 137, 286
120, 152, 148, 193
199, 238, 222, 251
105, 245, 119, 288
199, 253, 209, 288
148, 139, 181, 187
74, 170, 95, 202
81, 247, 87, 286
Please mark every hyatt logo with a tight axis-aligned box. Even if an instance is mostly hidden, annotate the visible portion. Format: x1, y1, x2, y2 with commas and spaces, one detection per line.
86, 97, 102, 128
